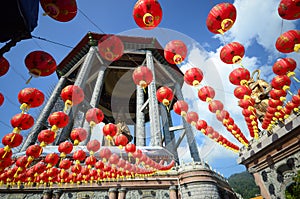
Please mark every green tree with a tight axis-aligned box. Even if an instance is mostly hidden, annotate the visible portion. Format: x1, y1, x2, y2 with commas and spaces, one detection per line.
285, 170, 300, 199
228, 171, 260, 199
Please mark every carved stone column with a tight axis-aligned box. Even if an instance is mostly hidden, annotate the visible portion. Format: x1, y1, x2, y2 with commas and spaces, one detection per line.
108, 188, 118, 199
136, 85, 146, 146
146, 50, 162, 146
20, 76, 67, 151
118, 188, 127, 199
174, 83, 200, 162
169, 186, 177, 199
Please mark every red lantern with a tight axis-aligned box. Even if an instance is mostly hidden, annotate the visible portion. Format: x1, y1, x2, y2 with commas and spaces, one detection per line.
87, 140, 100, 155
2, 133, 23, 148
85, 156, 97, 168
220, 42, 245, 64
115, 134, 129, 147
73, 149, 86, 162
59, 159, 72, 170
271, 75, 291, 90
85, 108, 104, 127
173, 100, 189, 117
10, 113, 34, 131
186, 111, 199, 126
184, 68, 204, 87
0, 148, 12, 159
26, 144, 43, 159
0, 92, 3, 107
208, 100, 224, 113
195, 120, 207, 131
45, 153, 59, 168
99, 148, 112, 162
229, 68, 251, 85
48, 111, 69, 131
108, 153, 120, 166
278, 0, 300, 20
275, 30, 300, 53
273, 58, 296, 75
234, 85, 252, 99
102, 123, 118, 138
292, 95, 300, 106
125, 143, 136, 154
70, 128, 88, 145
61, 85, 84, 108
156, 86, 174, 107
0, 56, 9, 77
132, 66, 153, 89
40, 0, 77, 22
164, 40, 187, 65
206, 3, 237, 34
198, 86, 215, 102
58, 141, 73, 158
98, 35, 124, 61
238, 98, 255, 109
133, 0, 162, 30
269, 89, 287, 100
24, 51, 57, 83
268, 99, 283, 108
38, 129, 56, 147
18, 88, 45, 110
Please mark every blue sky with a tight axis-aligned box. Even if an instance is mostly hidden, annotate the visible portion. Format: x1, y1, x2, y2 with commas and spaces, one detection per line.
0, 0, 299, 178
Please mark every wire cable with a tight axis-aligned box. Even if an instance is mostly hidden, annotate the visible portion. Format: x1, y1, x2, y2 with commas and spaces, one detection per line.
78, 8, 105, 34
32, 35, 73, 49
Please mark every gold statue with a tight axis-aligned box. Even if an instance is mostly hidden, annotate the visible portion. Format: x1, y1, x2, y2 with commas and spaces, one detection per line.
247, 70, 272, 122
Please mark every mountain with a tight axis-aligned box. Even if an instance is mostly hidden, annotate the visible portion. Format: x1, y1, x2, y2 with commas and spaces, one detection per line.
228, 171, 260, 199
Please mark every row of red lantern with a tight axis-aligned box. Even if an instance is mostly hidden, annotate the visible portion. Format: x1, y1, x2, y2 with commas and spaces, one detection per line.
173, 100, 240, 152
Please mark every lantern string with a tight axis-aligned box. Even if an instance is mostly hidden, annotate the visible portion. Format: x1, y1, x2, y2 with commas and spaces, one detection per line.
78, 8, 105, 34
31, 36, 73, 49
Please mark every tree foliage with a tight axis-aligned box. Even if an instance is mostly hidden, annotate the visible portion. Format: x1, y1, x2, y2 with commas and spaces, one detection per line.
228, 171, 260, 199
285, 170, 300, 199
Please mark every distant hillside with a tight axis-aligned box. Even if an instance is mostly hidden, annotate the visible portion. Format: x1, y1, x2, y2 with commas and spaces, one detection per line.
228, 171, 260, 199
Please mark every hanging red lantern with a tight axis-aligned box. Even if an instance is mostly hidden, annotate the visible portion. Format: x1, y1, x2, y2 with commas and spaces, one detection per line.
269, 89, 287, 101
102, 123, 118, 141
186, 111, 199, 126
48, 111, 69, 132
229, 68, 251, 85
133, 0, 162, 30
156, 86, 174, 107
208, 100, 224, 113
164, 40, 187, 65
198, 86, 215, 102
292, 95, 300, 106
0, 92, 3, 107
216, 110, 230, 122
98, 35, 124, 61
275, 30, 300, 53
10, 113, 34, 131
184, 68, 204, 87
220, 42, 245, 64
45, 153, 59, 168
271, 75, 291, 90
234, 85, 252, 99
0, 147, 12, 159
70, 127, 88, 146
273, 58, 296, 75
18, 88, 45, 111
85, 108, 104, 127
173, 100, 189, 117
40, 0, 77, 22
73, 149, 86, 162
195, 120, 207, 132
58, 141, 73, 158
61, 85, 84, 108
115, 134, 129, 148
2, 132, 23, 148
99, 148, 112, 162
238, 98, 255, 109
24, 51, 57, 83
132, 66, 153, 89
206, 3, 237, 34
26, 144, 43, 162
108, 153, 120, 166
278, 0, 300, 20
125, 143, 136, 154
59, 159, 72, 170
87, 139, 100, 155
0, 56, 9, 77
38, 129, 56, 147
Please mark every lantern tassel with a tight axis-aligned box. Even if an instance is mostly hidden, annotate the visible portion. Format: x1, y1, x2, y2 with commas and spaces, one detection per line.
293, 76, 300, 83
64, 100, 73, 113
25, 76, 33, 84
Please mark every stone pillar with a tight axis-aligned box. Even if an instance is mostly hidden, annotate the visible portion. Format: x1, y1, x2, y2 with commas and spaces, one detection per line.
108, 188, 118, 199
160, 103, 179, 163
81, 65, 106, 145
146, 50, 162, 146
118, 188, 127, 199
55, 46, 96, 144
136, 85, 145, 146
169, 186, 177, 199
174, 83, 200, 162
20, 76, 67, 151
